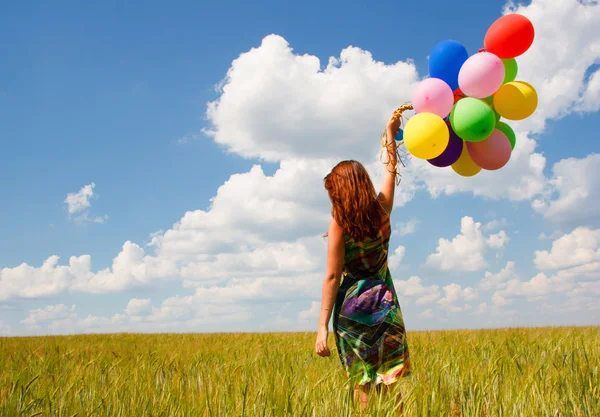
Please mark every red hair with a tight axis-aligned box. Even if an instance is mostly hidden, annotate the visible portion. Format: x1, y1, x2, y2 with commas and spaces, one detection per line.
324, 160, 384, 241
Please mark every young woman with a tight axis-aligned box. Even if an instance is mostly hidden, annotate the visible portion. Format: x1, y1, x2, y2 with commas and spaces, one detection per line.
315, 111, 411, 415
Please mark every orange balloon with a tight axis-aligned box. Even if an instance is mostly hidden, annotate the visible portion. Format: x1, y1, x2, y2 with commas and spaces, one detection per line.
484, 14, 535, 59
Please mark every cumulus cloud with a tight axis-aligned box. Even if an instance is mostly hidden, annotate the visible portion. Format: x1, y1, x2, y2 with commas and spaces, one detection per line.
534, 227, 600, 270
425, 217, 509, 272
490, 228, 600, 309
393, 276, 441, 305
125, 298, 152, 316
532, 154, 600, 228
64, 183, 108, 224
418, 309, 433, 319
21, 304, 77, 330
205, 34, 419, 162
487, 230, 510, 250
437, 283, 479, 312
479, 261, 519, 291
394, 219, 420, 236
388, 246, 406, 271
20, 298, 252, 335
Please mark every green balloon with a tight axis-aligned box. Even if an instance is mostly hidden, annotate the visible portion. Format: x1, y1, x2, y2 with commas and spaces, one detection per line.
496, 121, 516, 150
502, 58, 518, 85
483, 95, 494, 105
494, 110, 501, 123
450, 98, 497, 142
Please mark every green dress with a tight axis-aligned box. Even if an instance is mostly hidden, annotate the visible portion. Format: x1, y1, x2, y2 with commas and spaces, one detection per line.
332, 209, 411, 386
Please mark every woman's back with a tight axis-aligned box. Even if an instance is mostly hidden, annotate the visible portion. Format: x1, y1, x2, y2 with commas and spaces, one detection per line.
342, 210, 391, 281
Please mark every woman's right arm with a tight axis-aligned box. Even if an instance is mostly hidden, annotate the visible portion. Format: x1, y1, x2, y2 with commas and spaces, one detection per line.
378, 113, 401, 214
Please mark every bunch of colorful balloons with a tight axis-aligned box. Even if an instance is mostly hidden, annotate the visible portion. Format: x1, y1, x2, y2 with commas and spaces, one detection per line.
403, 14, 537, 177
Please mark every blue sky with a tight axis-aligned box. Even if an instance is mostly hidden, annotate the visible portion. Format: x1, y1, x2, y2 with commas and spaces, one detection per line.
1, 0, 599, 336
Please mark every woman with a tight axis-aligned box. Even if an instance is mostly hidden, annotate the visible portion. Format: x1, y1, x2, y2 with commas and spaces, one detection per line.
315, 111, 411, 414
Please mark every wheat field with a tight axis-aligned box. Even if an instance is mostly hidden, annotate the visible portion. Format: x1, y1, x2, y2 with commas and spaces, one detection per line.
1, 326, 598, 416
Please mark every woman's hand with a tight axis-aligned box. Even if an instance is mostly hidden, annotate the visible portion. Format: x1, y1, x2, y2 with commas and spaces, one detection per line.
315, 325, 331, 357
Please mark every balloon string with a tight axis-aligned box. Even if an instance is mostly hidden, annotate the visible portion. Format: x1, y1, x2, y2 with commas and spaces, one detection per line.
380, 103, 413, 186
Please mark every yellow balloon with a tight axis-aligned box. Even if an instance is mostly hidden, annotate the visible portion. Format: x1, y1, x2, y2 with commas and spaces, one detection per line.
403, 112, 449, 160
452, 141, 481, 177
493, 81, 538, 120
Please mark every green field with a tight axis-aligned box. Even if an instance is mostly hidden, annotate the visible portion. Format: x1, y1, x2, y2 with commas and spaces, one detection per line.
1, 326, 598, 416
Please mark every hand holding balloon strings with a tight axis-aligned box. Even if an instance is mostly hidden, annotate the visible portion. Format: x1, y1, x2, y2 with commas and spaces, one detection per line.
380, 104, 413, 186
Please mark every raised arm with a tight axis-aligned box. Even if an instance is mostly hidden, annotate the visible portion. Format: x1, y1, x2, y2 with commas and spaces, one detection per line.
378, 113, 402, 214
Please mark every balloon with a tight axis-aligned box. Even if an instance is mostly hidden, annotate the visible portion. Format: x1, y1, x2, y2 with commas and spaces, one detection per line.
412, 78, 454, 118
429, 40, 469, 91
458, 52, 505, 98
496, 121, 516, 149
494, 81, 538, 120
452, 141, 481, 177
484, 14, 535, 59
494, 110, 501, 123
453, 88, 465, 104
403, 112, 449, 160
483, 95, 494, 105
502, 58, 518, 84
427, 120, 463, 167
466, 129, 512, 170
450, 97, 497, 142
395, 129, 404, 142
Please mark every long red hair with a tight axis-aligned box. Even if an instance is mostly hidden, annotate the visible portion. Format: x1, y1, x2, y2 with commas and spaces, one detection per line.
324, 160, 384, 241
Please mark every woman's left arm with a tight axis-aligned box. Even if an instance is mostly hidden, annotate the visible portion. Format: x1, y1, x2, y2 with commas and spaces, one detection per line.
315, 217, 345, 357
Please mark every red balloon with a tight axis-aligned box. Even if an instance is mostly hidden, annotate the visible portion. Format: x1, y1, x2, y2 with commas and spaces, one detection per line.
453, 88, 464, 104
484, 14, 535, 59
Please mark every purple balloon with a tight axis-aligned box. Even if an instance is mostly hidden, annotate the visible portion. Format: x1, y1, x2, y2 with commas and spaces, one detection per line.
427, 121, 463, 167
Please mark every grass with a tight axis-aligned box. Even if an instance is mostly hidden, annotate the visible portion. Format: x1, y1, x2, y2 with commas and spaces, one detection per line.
1, 326, 598, 416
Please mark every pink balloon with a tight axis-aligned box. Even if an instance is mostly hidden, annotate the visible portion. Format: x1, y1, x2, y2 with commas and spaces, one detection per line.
466, 129, 512, 170
412, 78, 454, 118
458, 52, 505, 98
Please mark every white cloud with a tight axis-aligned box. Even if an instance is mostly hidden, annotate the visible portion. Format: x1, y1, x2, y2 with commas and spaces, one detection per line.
534, 227, 600, 270
479, 261, 519, 291
205, 34, 419, 162
577, 68, 600, 112
298, 301, 320, 321
482, 218, 508, 232
64, 183, 108, 224
21, 304, 77, 329
437, 283, 479, 312
532, 154, 600, 228
388, 246, 406, 271
393, 276, 441, 305
20, 298, 252, 335
487, 230, 510, 249
418, 309, 433, 319
394, 219, 419, 236
65, 183, 95, 214
425, 216, 508, 272
125, 298, 152, 316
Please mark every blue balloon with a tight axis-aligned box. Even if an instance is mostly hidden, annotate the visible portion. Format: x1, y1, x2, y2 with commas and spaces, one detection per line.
428, 40, 469, 91
395, 128, 404, 142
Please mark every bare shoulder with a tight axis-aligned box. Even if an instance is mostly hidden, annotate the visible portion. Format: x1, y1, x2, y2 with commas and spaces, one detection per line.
328, 216, 344, 236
